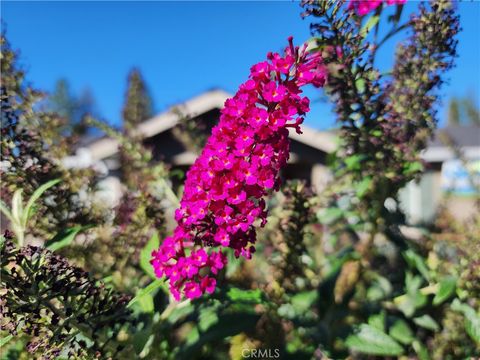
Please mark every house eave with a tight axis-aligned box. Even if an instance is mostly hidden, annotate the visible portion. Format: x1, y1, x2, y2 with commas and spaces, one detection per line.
85, 89, 338, 161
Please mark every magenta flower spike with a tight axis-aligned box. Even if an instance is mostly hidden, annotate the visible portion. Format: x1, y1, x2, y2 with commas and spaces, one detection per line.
348, 0, 406, 16
151, 37, 327, 300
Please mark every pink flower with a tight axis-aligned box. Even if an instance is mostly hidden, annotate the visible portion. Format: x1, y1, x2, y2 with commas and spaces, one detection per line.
151, 37, 326, 300
262, 81, 287, 102
191, 249, 208, 267
348, 0, 406, 16
214, 229, 230, 246
201, 277, 217, 294
182, 261, 199, 278
184, 282, 202, 299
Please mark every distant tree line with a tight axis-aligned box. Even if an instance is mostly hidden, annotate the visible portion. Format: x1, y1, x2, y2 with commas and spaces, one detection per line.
447, 92, 480, 126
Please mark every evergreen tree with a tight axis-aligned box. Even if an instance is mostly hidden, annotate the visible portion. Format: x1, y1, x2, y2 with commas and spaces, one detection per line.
49, 78, 99, 135
447, 93, 480, 126
121, 68, 154, 132
448, 97, 460, 125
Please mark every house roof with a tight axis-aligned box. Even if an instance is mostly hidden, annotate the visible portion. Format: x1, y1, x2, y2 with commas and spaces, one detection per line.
85, 89, 337, 161
421, 125, 480, 162
428, 126, 480, 148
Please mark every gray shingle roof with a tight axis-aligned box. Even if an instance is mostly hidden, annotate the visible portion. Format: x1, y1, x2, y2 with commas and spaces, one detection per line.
429, 126, 480, 148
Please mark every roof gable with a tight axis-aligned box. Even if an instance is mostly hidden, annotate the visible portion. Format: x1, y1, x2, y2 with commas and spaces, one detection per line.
85, 89, 337, 161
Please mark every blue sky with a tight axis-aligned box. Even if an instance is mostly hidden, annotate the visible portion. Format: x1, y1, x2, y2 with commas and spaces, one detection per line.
2, 1, 479, 130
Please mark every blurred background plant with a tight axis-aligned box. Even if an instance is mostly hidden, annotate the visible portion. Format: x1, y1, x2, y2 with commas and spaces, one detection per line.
1, 0, 479, 359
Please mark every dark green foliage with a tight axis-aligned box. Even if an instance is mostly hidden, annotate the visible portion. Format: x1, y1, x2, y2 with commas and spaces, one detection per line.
448, 94, 480, 125
48, 79, 99, 135
0, 34, 107, 240
0, 233, 134, 359
122, 68, 154, 132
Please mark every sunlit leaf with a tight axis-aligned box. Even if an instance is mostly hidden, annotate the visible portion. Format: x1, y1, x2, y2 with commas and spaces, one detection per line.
368, 312, 385, 331
360, 15, 380, 38
23, 178, 61, 226
0, 334, 13, 348
412, 340, 431, 360
345, 324, 404, 356
403, 249, 430, 281
433, 276, 456, 305
452, 299, 480, 343
355, 177, 372, 198
140, 232, 160, 279
46, 225, 92, 252
227, 287, 263, 304
11, 190, 23, 226
389, 319, 414, 345
413, 315, 439, 331
128, 279, 166, 309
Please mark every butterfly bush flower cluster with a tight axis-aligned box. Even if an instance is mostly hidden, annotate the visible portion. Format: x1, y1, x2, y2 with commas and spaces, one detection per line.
151, 37, 326, 300
349, 0, 406, 16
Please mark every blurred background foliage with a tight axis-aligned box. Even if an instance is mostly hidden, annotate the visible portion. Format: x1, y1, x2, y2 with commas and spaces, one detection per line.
1, 1, 479, 359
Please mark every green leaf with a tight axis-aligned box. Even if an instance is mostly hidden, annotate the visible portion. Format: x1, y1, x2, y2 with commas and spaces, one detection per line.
291, 290, 318, 313
412, 340, 430, 360
345, 324, 404, 356
397, 293, 427, 318
368, 312, 385, 331
317, 207, 343, 225
465, 312, 480, 344
413, 315, 439, 331
0, 334, 13, 348
367, 276, 392, 301
451, 300, 480, 343
345, 154, 366, 171
356, 176, 372, 198
23, 179, 61, 226
128, 279, 166, 309
46, 225, 92, 252
166, 302, 195, 324
11, 189, 24, 225
140, 232, 160, 279
433, 276, 457, 305
403, 249, 431, 281
227, 287, 263, 304
404, 161, 423, 175
137, 293, 155, 313
355, 78, 366, 94
198, 306, 219, 332
360, 15, 380, 38
395, 273, 427, 317
389, 319, 414, 345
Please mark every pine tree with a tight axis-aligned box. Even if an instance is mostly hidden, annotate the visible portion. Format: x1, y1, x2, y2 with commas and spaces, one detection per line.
49, 79, 99, 135
121, 68, 154, 132
448, 97, 460, 125
447, 94, 480, 126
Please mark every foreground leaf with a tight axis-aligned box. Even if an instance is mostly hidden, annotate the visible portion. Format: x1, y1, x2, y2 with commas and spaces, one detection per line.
227, 287, 263, 304
0, 334, 13, 348
413, 314, 439, 331
433, 276, 456, 305
452, 299, 480, 343
46, 225, 93, 252
140, 232, 160, 279
128, 279, 166, 309
345, 324, 404, 356
23, 178, 61, 225
389, 318, 414, 345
